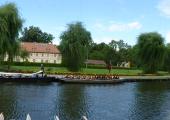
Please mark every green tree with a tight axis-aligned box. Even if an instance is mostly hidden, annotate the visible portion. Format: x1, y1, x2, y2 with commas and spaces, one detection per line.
109, 40, 118, 50
20, 26, 54, 43
163, 43, 170, 72
128, 45, 140, 68
108, 39, 131, 66
105, 48, 120, 65
0, 3, 23, 69
137, 32, 166, 73
118, 47, 132, 62
20, 49, 29, 62
60, 22, 92, 71
109, 39, 130, 51
89, 42, 109, 60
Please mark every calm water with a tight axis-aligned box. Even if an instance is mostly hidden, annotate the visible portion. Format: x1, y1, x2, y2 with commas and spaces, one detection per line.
0, 82, 170, 120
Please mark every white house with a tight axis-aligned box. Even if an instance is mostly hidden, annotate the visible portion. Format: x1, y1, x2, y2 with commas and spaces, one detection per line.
16, 42, 62, 64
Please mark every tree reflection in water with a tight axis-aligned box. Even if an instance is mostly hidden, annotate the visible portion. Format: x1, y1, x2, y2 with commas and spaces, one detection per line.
130, 82, 169, 120
0, 83, 60, 120
0, 83, 18, 119
58, 84, 88, 120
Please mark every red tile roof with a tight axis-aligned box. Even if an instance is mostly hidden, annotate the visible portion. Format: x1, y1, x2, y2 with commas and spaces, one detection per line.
21, 42, 61, 54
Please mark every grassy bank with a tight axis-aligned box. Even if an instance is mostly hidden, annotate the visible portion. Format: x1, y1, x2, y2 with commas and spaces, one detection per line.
0, 65, 169, 76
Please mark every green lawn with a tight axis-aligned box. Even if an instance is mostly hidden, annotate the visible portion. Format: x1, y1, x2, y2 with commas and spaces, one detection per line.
83, 68, 142, 75
0, 65, 169, 76
10, 66, 142, 75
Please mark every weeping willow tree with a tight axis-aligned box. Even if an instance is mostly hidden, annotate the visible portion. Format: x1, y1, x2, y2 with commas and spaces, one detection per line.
20, 49, 29, 62
137, 32, 166, 74
0, 3, 23, 69
163, 44, 170, 73
60, 22, 92, 71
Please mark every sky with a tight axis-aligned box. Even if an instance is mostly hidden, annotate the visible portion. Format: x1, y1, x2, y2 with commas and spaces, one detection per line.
0, 0, 170, 45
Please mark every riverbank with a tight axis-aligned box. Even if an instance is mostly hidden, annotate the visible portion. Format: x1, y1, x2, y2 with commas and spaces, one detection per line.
0, 71, 170, 84
120, 75, 170, 82
57, 75, 170, 84
0, 65, 170, 76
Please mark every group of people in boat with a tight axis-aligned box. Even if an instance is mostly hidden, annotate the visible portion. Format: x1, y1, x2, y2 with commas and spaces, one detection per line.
64, 74, 119, 80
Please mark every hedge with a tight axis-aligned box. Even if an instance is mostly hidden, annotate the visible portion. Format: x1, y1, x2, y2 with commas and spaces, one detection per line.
1, 61, 63, 67
0, 61, 137, 70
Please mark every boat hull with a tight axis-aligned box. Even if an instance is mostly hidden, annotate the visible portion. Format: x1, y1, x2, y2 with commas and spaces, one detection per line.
0, 77, 56, 82
59, 78, 125, 84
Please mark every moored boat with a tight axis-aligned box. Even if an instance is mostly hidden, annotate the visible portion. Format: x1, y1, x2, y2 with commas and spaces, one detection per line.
0, 71, 55, 82
58, 74, 124, 84
58, 78, 125, 84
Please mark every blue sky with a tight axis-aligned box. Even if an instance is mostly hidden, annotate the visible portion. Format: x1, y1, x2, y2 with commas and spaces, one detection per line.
1, 0, 170, 45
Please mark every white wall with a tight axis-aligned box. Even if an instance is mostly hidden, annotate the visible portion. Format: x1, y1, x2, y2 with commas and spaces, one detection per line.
27, 52, 62, 63
5, 52, 62, 64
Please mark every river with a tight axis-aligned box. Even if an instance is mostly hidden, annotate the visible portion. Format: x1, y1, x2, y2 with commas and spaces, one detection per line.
0, 81, 170, 120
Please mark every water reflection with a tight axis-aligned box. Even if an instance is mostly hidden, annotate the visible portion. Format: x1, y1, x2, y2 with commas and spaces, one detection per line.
58, 84, 88, 120
0, 82, 170, 120
130, 82, 169, 120
0, 82, 60, 120
0, 83, 18, 119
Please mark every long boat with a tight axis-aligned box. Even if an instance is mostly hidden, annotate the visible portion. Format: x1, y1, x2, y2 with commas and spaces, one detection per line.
0, 71, 56, 82
58, 78, 125, 84
0, 76, 56, 82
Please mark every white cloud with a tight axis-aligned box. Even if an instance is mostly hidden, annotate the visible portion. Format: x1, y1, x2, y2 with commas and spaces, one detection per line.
166, 31, 170, 43
128, 22, 142, 29
158, 0, 170, 17
94, 23, 104, 29
94, 21, 142, 32
109, 21, 142, 32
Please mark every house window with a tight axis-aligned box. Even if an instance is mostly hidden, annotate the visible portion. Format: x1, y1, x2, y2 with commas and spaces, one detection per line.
41, 60, 43, 63
47, 53, 49, 57
46, 60, 48, 63
54, 54, 56, 57
42, 53, 44, 57
54, 60, 56, 63
33, 59, 35, 62
36, 53, 38, 56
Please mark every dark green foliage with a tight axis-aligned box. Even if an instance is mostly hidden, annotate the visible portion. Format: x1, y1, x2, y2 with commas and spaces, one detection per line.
89, 43, 109, 60
137, 32, 166, 73
163, 44, 170, 72
109, 39, 131, 50
128, 45, 141, 68
0, 61, 136, 70
108, 40, 132, 65
1, 61, 62, 67
89, 51, 105, 60
105, 48, 120, 65
88, 40, 132, 66
0, 3, 23, 68
20, 49, 29, 61
20, 26, 54, 43
60, 22, 92, 71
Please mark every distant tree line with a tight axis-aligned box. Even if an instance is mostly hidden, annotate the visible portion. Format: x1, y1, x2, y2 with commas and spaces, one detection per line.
59, 24, 170, 74
88, 40, 132, 66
